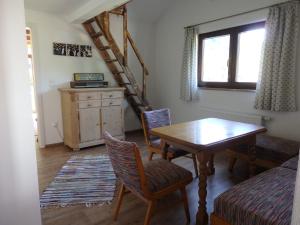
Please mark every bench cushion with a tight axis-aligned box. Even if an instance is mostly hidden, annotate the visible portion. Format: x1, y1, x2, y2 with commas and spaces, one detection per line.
281, 156, 299, 170
214, 167, 296, 225
233, 134, 300, 164
256, 134, 300, 163
144, 159, 192, 193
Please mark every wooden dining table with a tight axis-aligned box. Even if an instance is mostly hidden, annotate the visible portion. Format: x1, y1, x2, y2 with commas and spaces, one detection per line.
151, 118, 267, 225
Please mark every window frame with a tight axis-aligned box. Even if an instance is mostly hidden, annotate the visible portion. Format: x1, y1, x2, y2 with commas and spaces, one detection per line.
198, 21, 265, 90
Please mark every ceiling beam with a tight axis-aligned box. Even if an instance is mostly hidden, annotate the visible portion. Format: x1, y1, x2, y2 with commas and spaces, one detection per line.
66, 0, 130, 24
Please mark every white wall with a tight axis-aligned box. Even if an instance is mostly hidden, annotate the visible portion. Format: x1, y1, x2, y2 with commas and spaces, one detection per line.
25, 9, 156, 145
153, 0, 300, 141
0, 0, 42, 225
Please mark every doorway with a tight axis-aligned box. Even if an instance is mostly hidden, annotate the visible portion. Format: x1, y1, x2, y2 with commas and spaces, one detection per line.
26, 27, 39, 143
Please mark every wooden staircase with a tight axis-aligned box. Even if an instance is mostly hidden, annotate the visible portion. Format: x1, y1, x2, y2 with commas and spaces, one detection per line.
83, 5, 152, 120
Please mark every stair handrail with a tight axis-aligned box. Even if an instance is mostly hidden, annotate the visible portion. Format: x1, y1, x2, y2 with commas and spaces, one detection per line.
103, 5, 150, 99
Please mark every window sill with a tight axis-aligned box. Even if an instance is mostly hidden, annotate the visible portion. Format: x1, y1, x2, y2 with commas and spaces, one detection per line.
199, 87, 256, 93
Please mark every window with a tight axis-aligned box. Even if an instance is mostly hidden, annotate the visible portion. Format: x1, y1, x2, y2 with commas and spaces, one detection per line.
198, 22, 265, 89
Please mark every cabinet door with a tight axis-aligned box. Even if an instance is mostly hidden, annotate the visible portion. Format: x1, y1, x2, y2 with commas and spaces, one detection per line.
79, 108, 101, 143
101, 106, 123, 136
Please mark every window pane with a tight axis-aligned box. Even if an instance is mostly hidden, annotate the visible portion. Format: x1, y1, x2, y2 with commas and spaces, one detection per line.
202, 35, 230, 82
236, 28, 265, 83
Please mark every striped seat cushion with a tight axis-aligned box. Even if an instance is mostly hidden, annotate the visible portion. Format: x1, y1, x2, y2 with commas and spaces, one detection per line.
144, 159, 192, 193
214, 167, 296, 225
281, 156, 299, 171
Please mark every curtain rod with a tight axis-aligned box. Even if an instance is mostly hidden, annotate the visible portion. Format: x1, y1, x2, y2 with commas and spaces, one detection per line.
185, 0, 299, 29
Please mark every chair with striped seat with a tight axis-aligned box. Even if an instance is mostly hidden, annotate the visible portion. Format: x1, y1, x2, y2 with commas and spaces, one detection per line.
141, 108, 199, 177
104, 131, 193, 225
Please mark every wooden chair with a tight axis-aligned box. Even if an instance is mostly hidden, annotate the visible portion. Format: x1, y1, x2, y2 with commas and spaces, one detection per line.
141, 108, 199, 177
104, 131, 193, 225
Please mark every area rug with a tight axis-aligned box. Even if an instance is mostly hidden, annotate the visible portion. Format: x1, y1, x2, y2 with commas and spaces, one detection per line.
40, 155, 116, 208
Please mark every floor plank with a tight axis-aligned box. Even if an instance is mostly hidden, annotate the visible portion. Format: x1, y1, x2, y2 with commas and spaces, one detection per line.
37, 131, 252, 225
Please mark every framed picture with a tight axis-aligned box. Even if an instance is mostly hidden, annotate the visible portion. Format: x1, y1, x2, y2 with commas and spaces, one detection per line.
80, 45, 92, 57
53, 43, 66, 56
67, 44, 80, 57
53, 43, 92, 58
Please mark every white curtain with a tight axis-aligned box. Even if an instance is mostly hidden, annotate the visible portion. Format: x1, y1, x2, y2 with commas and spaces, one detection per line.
292, 154, 300, 225
181, 26, 200, 102
255, 1, 299, 112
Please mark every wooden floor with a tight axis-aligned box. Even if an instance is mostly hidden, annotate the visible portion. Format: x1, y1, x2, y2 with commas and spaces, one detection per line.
37, 131, 253, 225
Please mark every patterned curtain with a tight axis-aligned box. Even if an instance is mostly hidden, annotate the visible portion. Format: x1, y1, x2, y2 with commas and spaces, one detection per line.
181, 26, 200, 102
255, 1, 300, 112
292, 154, 300, 225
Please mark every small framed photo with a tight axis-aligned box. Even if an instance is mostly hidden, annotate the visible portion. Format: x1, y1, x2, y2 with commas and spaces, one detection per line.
53, 43, 66, 56
80, 45, 92, 57
67, 44, 80, 57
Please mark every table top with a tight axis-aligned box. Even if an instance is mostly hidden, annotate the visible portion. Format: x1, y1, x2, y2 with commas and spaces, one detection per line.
151, 118, 267, 149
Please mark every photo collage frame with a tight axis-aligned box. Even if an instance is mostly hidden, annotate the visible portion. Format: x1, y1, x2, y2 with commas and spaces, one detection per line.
53, 43, 92, 58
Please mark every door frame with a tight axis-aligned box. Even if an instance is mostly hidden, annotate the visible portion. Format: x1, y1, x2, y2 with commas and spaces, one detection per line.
26, 23, 46, 148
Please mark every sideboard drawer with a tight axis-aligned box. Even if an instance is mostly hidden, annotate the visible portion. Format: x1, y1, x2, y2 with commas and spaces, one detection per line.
102, 98, 123, 107
78, 101, 101, 109
77, 92, 100, 101
102, 91, 123, 99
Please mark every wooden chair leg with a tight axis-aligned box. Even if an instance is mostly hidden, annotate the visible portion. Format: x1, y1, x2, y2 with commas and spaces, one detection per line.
228, 156, 237, 173
144, 200, 156, 225
113, 183, 126, 221
192, 154, 199, 178
208, 154, 215, 175
180, 187, 190, 224
148, 151, 154, 161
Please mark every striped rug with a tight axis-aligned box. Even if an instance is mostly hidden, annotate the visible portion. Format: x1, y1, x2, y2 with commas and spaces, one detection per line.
40, 155, 116, 208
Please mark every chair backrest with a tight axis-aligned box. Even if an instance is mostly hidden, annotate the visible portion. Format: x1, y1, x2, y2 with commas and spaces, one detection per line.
141, 108, 171, 145
103, 131, 147, 195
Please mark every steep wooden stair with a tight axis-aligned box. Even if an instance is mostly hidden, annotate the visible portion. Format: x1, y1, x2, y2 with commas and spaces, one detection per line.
83, 5, 152, 120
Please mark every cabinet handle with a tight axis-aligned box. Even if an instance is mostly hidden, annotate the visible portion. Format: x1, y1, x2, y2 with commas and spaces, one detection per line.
87, 96, 92, 99
109, 102, 113, 105
109, 95, 113, 98
103, 122, 107, 125
87, 104, 92, 107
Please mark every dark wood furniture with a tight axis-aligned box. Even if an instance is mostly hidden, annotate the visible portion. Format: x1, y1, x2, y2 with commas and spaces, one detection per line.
151, 118, 267, 225
227, 134, 300, 172
103, 131, 193, 225
141, 108, 199, 177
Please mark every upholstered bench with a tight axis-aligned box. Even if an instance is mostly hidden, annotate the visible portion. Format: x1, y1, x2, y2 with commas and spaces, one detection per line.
228, 134, 300, 171
211, 155, 299, 225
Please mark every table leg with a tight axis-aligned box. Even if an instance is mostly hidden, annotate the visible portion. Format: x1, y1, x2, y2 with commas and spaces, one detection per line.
208, 154, 215, 175
160, 140, 169, 160
196, 152, 209, 225
248, 144, 256, 177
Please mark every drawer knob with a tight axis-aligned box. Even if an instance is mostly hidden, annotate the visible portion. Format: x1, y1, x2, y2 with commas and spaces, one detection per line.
109, 102, 113, 105
87, 96, 92, 99
109, 95, 113, 97
87, 104, 92, 107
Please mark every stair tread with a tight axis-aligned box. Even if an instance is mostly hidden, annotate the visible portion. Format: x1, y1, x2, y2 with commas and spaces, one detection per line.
83, 18, 95, 24
99, 46, 110, 50
105, 59, 118, 63
91, 32, 103, 38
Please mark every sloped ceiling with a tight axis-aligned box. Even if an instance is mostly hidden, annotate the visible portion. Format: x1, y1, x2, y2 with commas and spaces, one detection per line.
24, 0, 175, 23
127, 0, 175, 23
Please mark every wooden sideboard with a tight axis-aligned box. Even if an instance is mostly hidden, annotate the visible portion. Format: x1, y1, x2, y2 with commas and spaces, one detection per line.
59, 87, 125, 151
